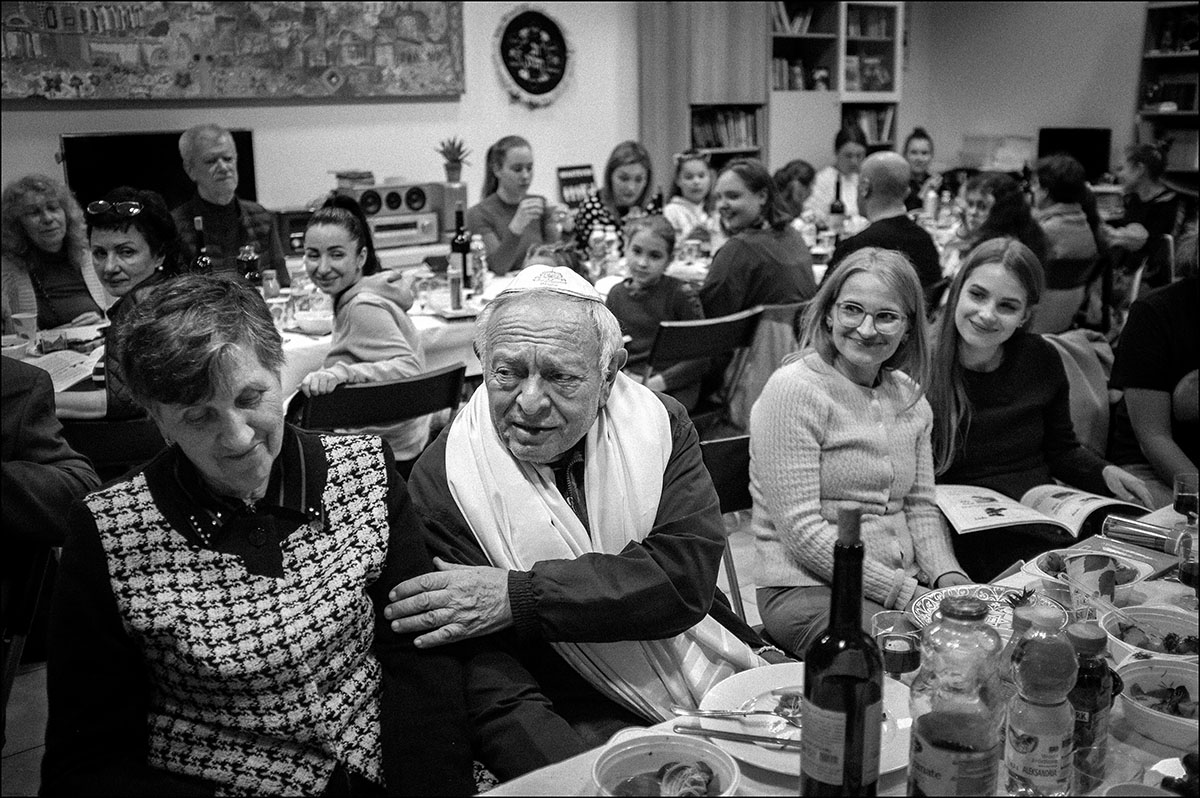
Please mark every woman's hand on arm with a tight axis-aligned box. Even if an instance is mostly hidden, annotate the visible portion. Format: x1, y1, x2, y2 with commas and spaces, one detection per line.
69, 311, 105, 326
300, 369, 344, 396
1102, 464, 1156, 508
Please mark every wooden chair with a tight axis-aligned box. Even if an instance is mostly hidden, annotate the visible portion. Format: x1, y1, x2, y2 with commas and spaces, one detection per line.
288, 363, 467, 433
59, 416, 167, 483
641, 307, 763, 434
699, 435, 753, 623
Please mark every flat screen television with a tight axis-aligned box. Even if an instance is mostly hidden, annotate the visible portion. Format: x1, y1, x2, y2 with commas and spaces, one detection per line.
1036, 127, 1112, 184
59, 129, 256, 211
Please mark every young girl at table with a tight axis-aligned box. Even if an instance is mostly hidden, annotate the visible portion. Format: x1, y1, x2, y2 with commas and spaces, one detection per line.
928, 237, 1153, 581
751, 248, 970, 659
573, 140, 662, 255
604, 215, 706, 410
662, 150, 725, 256
55, 186, 183, 421
299, 198, 428, 477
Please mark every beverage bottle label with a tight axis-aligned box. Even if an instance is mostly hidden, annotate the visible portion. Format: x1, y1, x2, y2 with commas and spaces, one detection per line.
908, 727, 1000, 796
800, 697, 881, 786
1003, 724, 1072, 796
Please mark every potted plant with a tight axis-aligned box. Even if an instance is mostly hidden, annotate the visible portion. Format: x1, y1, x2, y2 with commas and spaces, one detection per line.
436, 136, 471, 183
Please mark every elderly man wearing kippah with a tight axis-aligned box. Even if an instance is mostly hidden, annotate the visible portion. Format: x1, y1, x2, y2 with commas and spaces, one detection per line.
385, 265, 781, 778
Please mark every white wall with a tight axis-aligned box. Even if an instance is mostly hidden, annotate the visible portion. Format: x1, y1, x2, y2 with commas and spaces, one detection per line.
0, 2, 638, 209
904, 1, 1144, 174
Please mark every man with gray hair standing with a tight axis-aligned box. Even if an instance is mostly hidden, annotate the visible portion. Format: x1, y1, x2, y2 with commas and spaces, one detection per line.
385, 265, 778, 778
171, 124, 289, 285
829, 150, 941, 306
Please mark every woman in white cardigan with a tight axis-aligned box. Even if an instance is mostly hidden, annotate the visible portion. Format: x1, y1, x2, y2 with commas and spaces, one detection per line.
1, 174, 112, 331
750, 248, 970, 657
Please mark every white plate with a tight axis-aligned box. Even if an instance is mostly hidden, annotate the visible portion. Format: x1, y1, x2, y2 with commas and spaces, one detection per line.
909, 584, 1069, 641
699, 662, 911, 775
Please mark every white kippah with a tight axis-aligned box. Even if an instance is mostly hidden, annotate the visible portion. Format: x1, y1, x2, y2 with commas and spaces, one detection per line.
497, 264, 602, 303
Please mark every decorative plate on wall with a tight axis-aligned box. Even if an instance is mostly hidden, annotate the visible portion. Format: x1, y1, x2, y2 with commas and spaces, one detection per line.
492, 5, 572, 108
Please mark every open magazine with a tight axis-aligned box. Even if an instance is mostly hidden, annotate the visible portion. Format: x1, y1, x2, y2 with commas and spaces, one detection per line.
936, 484, 1146, 538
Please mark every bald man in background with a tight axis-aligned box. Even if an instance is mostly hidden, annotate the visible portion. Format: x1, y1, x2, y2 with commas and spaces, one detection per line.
829, 151, 941, 307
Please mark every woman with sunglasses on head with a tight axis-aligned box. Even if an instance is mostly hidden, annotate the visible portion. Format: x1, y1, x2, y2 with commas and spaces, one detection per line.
1, 174, 112, 333
56, 187, 183, 421
751, 249, 970, 658
927, 238, 1153, 581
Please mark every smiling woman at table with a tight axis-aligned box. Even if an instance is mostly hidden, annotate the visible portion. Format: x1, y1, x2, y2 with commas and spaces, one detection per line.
41, 273, 478, 796
573, 140, 663, 255
751, 248, 970, 659
300, 197, 428, 478
928, 237, 1153, 581
1, 173, 111, 332
55, 186, 183, 420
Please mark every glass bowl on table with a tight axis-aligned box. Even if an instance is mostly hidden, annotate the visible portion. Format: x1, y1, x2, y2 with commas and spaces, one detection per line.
591, 733, 740, 797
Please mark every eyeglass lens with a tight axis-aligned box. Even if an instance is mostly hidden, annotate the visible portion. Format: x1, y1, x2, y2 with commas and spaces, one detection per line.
87, 200, 143, 217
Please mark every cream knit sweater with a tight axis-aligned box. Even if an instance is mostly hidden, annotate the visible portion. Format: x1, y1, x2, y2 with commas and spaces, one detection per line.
750, 351, 964, 610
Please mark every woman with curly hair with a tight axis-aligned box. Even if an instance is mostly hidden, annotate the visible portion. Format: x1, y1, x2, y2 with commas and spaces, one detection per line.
1, 173, 112, 331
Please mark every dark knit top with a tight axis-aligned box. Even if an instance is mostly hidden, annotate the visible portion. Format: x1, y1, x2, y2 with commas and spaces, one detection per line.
42, 427, 476, 796
699, 226, 816, 319
940, 331, 1111, 500
830, 214, 942, 302
606, 275, 705, 391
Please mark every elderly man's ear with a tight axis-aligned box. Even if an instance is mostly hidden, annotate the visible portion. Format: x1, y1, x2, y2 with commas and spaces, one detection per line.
599, 348, 629, 407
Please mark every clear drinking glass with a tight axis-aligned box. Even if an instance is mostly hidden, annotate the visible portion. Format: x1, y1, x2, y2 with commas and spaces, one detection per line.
1174, 472, 1199, 524
871, 610, 921, 682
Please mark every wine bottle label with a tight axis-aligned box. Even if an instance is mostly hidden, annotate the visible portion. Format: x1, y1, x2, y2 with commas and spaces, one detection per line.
908, 728, 1000, 796
800, 697, 881, 785
1003, 724, 1072, 796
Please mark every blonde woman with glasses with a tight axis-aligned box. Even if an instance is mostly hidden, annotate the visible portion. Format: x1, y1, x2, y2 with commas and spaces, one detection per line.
750, 247, 970, 658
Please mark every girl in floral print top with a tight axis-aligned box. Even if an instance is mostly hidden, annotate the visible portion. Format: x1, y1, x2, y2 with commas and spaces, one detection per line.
573, 140, 663, 256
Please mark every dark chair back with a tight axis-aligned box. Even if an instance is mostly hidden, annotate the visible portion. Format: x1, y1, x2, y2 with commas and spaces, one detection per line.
288, 363, 467, 431
59, 417, 167, 483
3, 547, 53, 716
700, 435, 752, 622
646, 307, 763, 371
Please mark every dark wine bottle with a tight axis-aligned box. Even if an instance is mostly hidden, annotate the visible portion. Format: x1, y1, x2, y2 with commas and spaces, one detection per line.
653, 183, 665, 210
451, 201, 472, 292
191, 215, 212, 273
801, 508, 884, 797
829, 175, 846, 242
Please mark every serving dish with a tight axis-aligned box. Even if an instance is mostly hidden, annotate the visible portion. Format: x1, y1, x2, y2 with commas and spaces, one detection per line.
1, 333, 29, 358
908, 583, 1068, 642
1099, 605, 1199, 663
592, 732, 739, 797
1020, 548, 1152, 606
1116, 658, 1198, 747
697, 662, 911, 775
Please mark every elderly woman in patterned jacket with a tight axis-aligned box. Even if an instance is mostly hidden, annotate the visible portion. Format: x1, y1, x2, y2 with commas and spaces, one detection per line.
40, 274, 478, 796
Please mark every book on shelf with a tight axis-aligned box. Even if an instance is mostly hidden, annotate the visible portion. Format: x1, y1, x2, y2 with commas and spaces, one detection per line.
936, 484, 1146, 539
846, 7, 861, 37
794, 6, 812, 34
881, 105, 894, 141
772, 1, 789, 33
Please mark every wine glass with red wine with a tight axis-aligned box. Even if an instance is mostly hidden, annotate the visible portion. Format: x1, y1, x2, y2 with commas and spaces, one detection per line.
871, 610, 921, 682
1174, 472, 1198, 611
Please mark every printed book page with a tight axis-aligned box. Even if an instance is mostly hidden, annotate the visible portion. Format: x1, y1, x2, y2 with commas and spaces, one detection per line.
936, 484, 1065, 535
1020, 484, 1146, 536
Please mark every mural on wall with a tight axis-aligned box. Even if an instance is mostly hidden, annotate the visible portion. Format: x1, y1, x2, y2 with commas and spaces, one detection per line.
0, 1, 464, 101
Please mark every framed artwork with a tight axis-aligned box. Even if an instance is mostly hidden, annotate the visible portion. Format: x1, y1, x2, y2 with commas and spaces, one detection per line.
0, 2, 464, 101
492, 5, 571, 108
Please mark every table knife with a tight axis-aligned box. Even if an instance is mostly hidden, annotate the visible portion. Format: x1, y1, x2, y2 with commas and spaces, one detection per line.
672, 723, 802, 750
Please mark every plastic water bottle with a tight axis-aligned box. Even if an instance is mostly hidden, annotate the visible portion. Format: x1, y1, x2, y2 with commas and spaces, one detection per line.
469, 234, 489, 294
587, 225, 608, 279
1002, 607, 1077, 797
1066, 623, 1113, 794
922, 186, 939, 224
997, 605, 1038, 707
603, 224, 621, 273
936, 190, 955, 228
907, 596, 1004, 797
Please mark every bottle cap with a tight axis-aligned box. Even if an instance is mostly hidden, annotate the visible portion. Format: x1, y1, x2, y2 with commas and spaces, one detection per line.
1066, 622, 1108, 656
835, 508, 861, 545
1026, 605, 1064, 630
940, 596, 989, 621
263, 269, 277, 278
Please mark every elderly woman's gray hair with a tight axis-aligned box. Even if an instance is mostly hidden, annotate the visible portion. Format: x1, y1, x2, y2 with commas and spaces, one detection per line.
474, 290, 624, 374
117, 273, 284, 407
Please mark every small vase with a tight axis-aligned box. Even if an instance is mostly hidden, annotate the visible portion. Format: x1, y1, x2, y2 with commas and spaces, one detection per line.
444, 162, 462, 183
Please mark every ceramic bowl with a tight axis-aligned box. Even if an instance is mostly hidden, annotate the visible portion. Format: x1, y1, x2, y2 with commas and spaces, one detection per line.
1116, 657, 1198, 747
1099, 605, 1199, 663
293, 310, 333, 336
591, 733, 739, 797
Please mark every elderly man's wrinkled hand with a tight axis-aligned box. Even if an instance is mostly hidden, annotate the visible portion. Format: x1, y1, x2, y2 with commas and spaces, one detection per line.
385, 557, 513, 648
